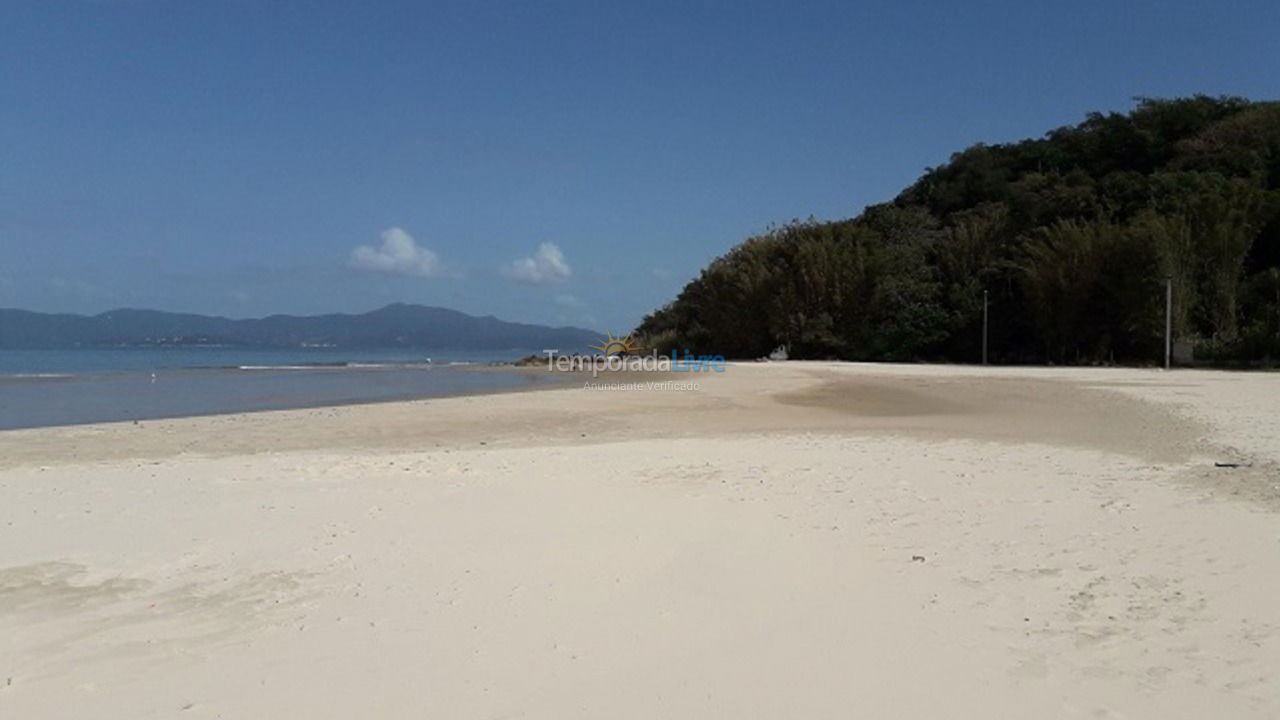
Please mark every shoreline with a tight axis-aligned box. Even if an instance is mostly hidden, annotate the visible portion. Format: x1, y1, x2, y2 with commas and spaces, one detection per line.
0, 362, 1225, 461
2, 354, 1272, 435
0, 363, 586, 433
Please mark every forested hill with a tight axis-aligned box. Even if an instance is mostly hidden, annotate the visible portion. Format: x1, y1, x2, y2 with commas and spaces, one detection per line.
636, 96, 1280, 365
0, 303, 599, 351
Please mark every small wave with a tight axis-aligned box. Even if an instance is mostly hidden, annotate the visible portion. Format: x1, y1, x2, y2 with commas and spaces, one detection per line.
0, 372, 75, 379
235, 361, 437, 371
326, 361, 437, 370
236, 364, 340, 371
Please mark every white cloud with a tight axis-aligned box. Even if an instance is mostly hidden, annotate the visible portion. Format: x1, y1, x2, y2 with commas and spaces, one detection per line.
350, 227, 448, 278
554, 293, 582, 308
502, 242, 572, 285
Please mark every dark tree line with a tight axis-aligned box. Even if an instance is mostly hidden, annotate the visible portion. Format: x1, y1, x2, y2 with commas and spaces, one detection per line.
636, 96, 1280, 365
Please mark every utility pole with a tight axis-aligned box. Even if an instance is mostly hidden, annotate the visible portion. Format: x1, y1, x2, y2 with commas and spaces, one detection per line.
1164, 275, 1172, 370
982, 289, 989, 366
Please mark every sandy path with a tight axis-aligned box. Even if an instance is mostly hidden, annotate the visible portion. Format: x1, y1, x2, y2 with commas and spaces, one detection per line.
1, 363, 1277, 718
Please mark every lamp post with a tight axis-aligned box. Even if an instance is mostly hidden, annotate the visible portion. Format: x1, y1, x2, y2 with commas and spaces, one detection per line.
982, 289, 989, 366
1164, 275, 1172, 370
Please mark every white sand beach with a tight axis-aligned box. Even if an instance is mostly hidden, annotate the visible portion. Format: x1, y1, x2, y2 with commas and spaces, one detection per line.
1, 362, 1278, 718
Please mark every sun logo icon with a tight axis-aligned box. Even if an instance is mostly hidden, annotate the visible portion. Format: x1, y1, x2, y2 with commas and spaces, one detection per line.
590, 332, 641, 356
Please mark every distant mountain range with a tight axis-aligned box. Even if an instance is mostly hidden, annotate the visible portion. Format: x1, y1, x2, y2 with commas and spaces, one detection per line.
0, 303, 600, 351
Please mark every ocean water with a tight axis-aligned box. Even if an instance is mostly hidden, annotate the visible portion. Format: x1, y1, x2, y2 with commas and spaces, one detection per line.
0, 347, 553, 430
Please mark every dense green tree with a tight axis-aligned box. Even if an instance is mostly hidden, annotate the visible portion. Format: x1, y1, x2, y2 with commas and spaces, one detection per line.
636, 96, 1280, 366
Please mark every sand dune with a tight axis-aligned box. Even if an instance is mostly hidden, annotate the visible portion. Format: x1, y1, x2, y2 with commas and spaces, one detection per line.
1, 363, 1278, 718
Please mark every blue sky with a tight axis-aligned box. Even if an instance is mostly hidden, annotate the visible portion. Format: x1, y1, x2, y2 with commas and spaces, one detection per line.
2, 0, 1277, 332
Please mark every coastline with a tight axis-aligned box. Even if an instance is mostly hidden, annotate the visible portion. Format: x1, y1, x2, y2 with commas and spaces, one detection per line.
0, 362, 584, 432
2, 362, 1278, 718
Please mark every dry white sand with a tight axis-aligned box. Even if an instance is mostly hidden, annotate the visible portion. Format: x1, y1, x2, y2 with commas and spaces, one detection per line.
1, 362, 1278, 718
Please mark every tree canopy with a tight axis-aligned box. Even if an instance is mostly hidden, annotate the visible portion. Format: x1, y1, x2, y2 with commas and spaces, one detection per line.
636, 96, 1280, 365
